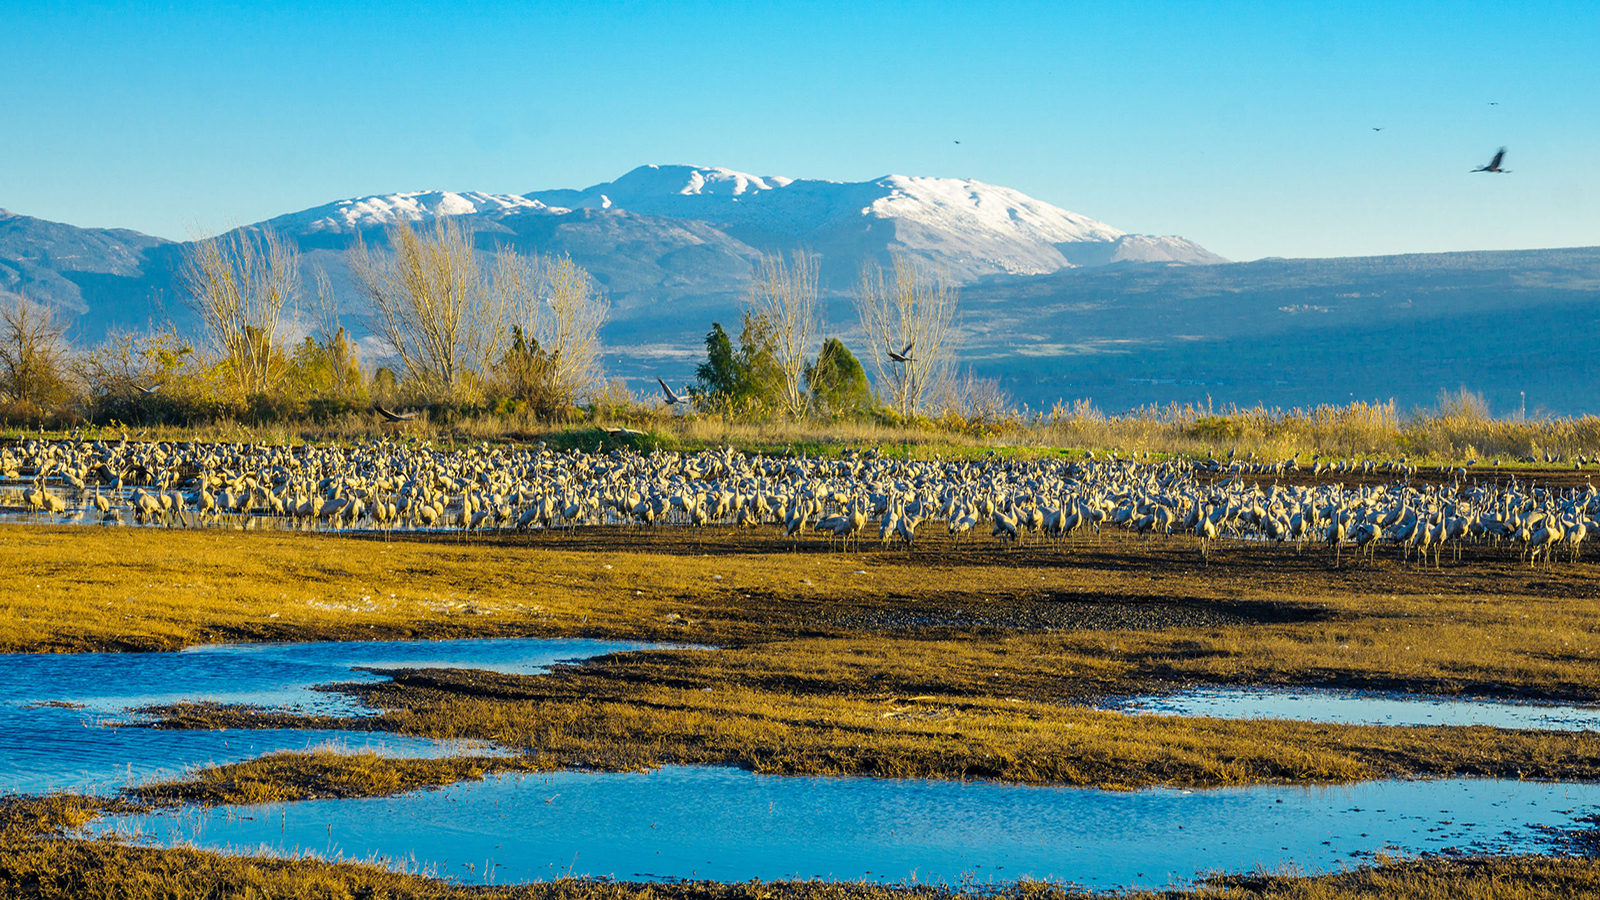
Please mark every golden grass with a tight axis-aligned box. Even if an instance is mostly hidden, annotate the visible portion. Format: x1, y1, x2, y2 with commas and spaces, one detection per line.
141, 647, 1600, 797
129, 750, 541, 805
21, 517, 1580, 794
14, 396, 1600, 463
5, 523, 1599, 705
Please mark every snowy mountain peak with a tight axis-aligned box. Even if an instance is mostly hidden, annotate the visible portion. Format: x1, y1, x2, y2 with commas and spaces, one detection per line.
525, 166, 1143, 275
867, 174, 1124, 246
259, 165, 1221, 282
267, 190, 559, 234
548, 164, 795, 210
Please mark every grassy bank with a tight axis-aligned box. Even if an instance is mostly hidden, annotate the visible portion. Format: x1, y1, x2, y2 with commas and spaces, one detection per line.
141, 673, 1600, 794
5, 524, 1598, 703
8, 520, 1600, 893
6, 522, 1597, 791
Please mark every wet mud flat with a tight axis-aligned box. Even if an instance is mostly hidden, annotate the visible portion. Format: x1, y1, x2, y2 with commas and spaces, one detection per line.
821, 593, 1331, 633
5, 517, 1600, 895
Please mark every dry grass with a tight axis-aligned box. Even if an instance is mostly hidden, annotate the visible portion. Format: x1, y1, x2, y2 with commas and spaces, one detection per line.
140, 636, 1600, 796
5, 524, 1600, 705
15, 396, 1600, 463
10, 520, 1600, 895
20, 519, 1585, 794
129, 750, 543, 805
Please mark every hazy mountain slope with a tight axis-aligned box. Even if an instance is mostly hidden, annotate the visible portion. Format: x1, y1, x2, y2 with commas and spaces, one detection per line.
262, 203, 765, 327
956, 247, 1600, 415
4, 171, 1593, 416
0, 210, 180, 333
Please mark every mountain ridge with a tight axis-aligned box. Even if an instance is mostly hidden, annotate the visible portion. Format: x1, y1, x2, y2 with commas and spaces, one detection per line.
5, 169, 1596, 414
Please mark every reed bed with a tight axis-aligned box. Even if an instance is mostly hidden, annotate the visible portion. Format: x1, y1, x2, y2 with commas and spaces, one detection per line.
12, 396, 1600, 464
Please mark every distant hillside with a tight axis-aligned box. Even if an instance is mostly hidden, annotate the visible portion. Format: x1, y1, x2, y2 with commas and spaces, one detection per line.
2, 170, 1596, 415
0, 209, 182, 335
0, 161, 1223, 354
953, 247, 1600, 416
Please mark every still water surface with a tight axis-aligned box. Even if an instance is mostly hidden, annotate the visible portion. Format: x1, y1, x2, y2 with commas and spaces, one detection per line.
0, 638, 663, 794
97, 766, 1600, 890
11, 638, 1600, 889
1120, 686, 1600, 732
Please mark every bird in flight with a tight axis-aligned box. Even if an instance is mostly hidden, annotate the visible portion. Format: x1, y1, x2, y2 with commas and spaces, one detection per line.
953, 140, 961, 145
1488, 101, 1499, 105
373, 403, 417, 422
1472, 147, 1510, 173
1372, 127, 1383, 132
887, 341, 915, 363
657, 378, 685, 405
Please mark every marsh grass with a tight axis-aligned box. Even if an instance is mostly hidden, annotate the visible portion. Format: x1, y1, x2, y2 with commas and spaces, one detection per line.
142, 647, 1600, 798
129, 750, 542, 805
5, 524, 1599, 704
10, 522, 1600, 893
12, 396, 1600, 463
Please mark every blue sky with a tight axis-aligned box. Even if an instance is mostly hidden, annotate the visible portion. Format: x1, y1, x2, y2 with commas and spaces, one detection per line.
3, 0, 1596, 260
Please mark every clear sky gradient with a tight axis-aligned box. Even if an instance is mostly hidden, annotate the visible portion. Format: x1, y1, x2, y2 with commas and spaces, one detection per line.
3, 0, 1596, 260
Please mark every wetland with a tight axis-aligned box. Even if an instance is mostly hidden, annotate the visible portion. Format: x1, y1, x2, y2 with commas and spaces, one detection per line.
4, 440, 1600, 897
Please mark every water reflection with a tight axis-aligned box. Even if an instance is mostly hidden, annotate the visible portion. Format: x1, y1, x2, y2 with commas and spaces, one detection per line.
1119, 686, 1600, 732
96, 766, 1600, 890
0, 638, 667, 794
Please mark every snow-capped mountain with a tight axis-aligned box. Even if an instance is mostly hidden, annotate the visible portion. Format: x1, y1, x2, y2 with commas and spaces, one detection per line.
250, 165, 1223, 281
526, 164, 1224, 279
7, 193, 1600, 415
267, 190, 559, 234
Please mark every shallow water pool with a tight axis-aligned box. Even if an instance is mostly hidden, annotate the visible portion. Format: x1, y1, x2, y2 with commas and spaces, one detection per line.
95, 766, 1600, 890
0, 637, 667, 794
1118, 686, 1600, 732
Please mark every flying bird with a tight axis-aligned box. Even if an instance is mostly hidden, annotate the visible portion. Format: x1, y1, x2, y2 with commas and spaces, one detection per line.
887, 341, 914, 363
657, 378, 685, 405
373, 403, 417, 423
136, 384, 159, 395
1372, 127, 1383, 132
1472, 147, 1510, 173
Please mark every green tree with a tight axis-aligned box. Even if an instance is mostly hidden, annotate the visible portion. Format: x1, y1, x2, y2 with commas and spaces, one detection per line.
495, 324, 569, 417
288, 327, 365, 403
804, 337, 870, 415
693, 311, 783, 416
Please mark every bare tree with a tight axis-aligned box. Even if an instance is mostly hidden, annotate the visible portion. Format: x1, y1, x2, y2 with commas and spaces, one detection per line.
78, 326, 192, 400
348, 218, 505, 400
932, 369, 1013, 423
183, 226, 299, 398
0, 294, 72, 407
501, 252, 608, 404
745, 250, 820, 418
853, 253, 959, 418
311, 267, 361, 398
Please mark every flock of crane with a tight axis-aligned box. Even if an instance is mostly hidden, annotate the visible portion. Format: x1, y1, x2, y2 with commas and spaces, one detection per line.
2, 436, 1596, 567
